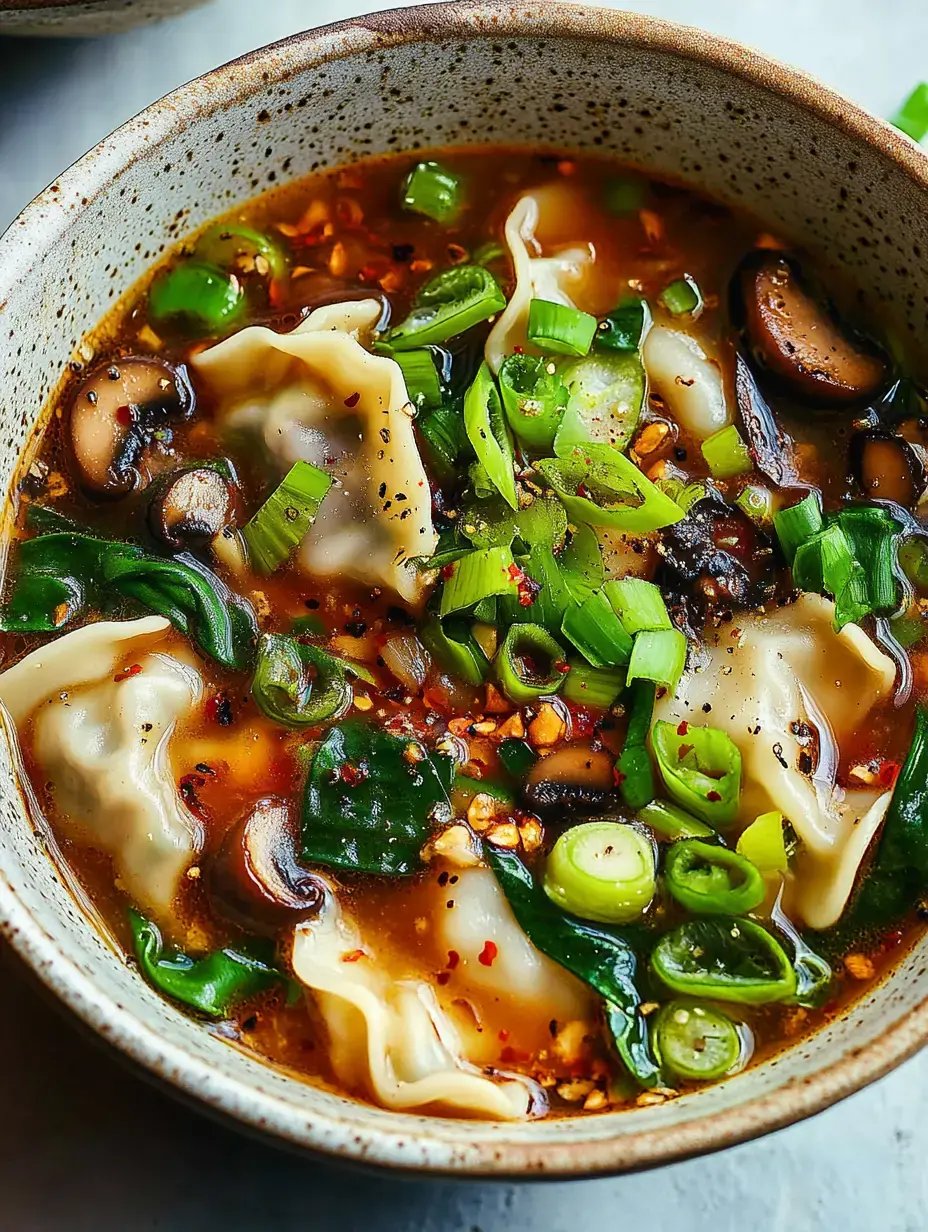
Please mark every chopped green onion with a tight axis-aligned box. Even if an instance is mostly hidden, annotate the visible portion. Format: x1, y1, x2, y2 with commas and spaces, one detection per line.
627, 627, 687, 692
251, 632, 352, 728
494, 623, 568, 703
678, 480, 709, 513
561, 589, 634, 668
290, 612, 327, 636
737, 810, 788, 874
792, 521, 856, 606
659, 275, 703, 317
652, 720, 742, 827
834, 506, 900, 614
194, 222, 288, 284
543, 821, 657, 924
417, 401, 468, 484
791, 506, 902, 631
383, 347, 443, 410
472, 595, 498, 623
595, 297, 651, 354
386, 265, 506, 350
604, 577, 671, 635
554, 351, 645, 455
401, 160, 463, 222
498, 737, 538, 778
538, 444, 685, 533
889, 83, 928, 143
472, 241, 506, 266
652, 1001, 741, 1081
420, 617, 489, 686
664, 839, 765, 916
603, 177, 648, 216
651, 917, 797, 1005
526, 299, 598, 357
735, 484, 774, 527
463, 363, 518, 510
439, 544, 520, 616
498, 353, 567, 451
241, 460, 332, 575
560, 523, 605, 604
638, 799, 714, 841
616, 678, 656, 810
773, 490, 823, 563
701, 424, 753, 479
562, 658, 626, 709
148, 261, 245, 336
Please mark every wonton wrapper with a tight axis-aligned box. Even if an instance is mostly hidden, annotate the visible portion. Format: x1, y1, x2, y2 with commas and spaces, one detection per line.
642, 325, 732, 439
292, 884, 540, 1119
654, 595, 896, 929
0, 617, 204, 924
485, 194, 593, 374
192, 299, 437, 604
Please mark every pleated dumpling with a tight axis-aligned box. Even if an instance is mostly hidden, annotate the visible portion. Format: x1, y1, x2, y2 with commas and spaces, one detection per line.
0, 617, 204, 924
192, 300, 437, 604
291, 884, 541, 1120
485, 194, 592, 374
653, 594, 896, 929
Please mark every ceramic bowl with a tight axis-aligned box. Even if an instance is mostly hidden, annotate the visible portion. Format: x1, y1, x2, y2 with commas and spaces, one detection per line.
1, 2, 928, 1179
0, 0, 207, 36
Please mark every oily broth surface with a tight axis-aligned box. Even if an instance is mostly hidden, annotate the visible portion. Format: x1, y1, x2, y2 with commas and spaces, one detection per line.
2, 147, 924, 1115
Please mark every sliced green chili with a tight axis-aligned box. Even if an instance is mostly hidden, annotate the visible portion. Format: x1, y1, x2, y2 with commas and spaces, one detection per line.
554, 350, 645, 455
544, 821, 657, 924
495, 623, 568, 703
386, 265, 506, 350
194, 222, 288, 284
463, 363, 518, 510
664, 839, 765, 915
148, 261, 245, 336
651, 917, 797, 1005
498, 353, 567, 451
652, 720, 742, 827
538, 444, 684, 533
652, 1001, 742, 1081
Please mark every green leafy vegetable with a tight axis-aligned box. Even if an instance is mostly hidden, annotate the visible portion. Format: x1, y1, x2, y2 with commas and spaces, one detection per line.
595, 297, 650, 354
889, 82, 928, 143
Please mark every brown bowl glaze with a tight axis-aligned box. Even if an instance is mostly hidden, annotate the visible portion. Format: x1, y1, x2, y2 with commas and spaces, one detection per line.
0, 0, 207, 35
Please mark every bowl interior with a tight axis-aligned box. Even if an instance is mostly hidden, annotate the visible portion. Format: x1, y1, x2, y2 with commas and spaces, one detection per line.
0, 2, 927, 1176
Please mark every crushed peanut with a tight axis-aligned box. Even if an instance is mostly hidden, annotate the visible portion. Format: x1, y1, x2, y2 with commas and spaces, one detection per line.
518, 815, 544, 854
485, 821, 521, 849
353, 694, 373, 712
466, 793, 505, 831
483, 683, 510, 714
494, 712, 526, 742
556, 1079, 595, 1103
328, 241, 348, 277
448, 717, 473, 737
472, 720, 498, 736
633, 421, 670, 457
528, 703, 567, 748
583, 1089, 608, 1112
249, 590, 271, 621
423, 825, 481, 868
636, 1091, 669, 1107
844, 953, 876, 981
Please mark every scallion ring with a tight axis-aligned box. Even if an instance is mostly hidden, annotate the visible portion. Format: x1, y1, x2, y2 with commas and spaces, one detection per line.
498, 353, 567, 451
652, 720, 742, 827
495, 623, 568, 703
652, 1001, 742, 1081
663, 839, 766, 915
543, 821, 657, 924
526, 299, 598, 357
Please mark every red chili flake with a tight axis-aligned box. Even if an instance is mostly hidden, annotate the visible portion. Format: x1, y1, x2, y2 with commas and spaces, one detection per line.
344, 391, 361, 408
436, 972, 451, 985
517, 580, 536, 607
706, 789, 722, 802
446, 949, 460, 970
113, 663, 143, 683
878, 760, 901, 789
341, 949, 365, 963
358, 263, 381, 283
513, 344, 525, 354
613, 768, 627, 786
555, 660, 571, 674
115, 404, 133, 426
576, 482, 590, 499
478, 940, 498, 967
498, 1029, 510, 1042
441, 563, 457, 580
339, 761, 368, 787
677, 720, 689, 736
507, 563, 524, 582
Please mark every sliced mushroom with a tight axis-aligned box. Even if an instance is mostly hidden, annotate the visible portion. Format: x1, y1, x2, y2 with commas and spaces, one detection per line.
850, 429, 926, 508
208, 797, 323, 935
739, 253, 886, 405
149, 467, 238, 551
69, 356, 192, 497
522, 744, 616, 818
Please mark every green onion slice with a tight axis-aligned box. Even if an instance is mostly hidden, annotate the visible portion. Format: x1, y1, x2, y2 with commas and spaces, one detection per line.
652, 720, 742, 827
701, 424, 753, 479
735, 484, 774, 527
627, 627, 688, 692
148, 261, 245, 336
562, 658, 626, 709
737, 810, 788, 874
659, 275, 703, 317
463, 363, 518, 510
773, 490, 823, 563
439, 545, 520, 616
543, 821, 657, 924
638, 799, 714, 841
554, 350, 645, 455
604, 577, 671, 635
498, 353, 567, 452
663, 839, 766, 915
616, 678, 657, 811
251, 632, 352, 728
595, 297, 651, 353
494, 623, 568, 703
526, 299, 598, 358
538, 444, 685, 533
651, 917, 797, 1005
401, 160, 463, 222
420, 617, 489, 686
889, 83, 928, 143
386, 265, 506, 350
561, 589, 634, 668
241, 461, 332, 575
652, 1001, 742, 1081
382, 346, 444, 410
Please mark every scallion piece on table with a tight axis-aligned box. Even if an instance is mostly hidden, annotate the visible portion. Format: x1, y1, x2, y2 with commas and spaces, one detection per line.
627, 627, 688, 692
498, 353, 567, 451
148, 261, 245, 336
616, 678, 657, 810
386, 265, 506, 350
773, 490, 823, 563
889, 83, 928, 143
595, 297, 651, 353
241, 460, 332, 575
383, 346, 443, 410
494, 623, 568, 703
420, 616, 489, 686
543, 821, 657, 924
652, 720, 742, 827
604, 577, 671, 636
401, 160, 463, 222
651, 1001, 742, 1081
701, 424, 753, 479
659, 275, 703, 317
463, 363, 519, 510
526, 299, 598, 358
439, 544, 520, 616
562, 658, 626, 709
561, 589, 634, 668
735, 483, 774, 527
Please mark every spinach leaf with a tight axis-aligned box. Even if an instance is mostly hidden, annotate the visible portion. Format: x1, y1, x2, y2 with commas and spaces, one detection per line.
301, 719, 454, 875
487, 847, 661, 1088
1, 530, 257, 670
129, 909, 284, 1018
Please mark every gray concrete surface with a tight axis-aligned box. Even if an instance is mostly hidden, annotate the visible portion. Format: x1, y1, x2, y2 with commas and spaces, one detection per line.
0, 1, 925, 1228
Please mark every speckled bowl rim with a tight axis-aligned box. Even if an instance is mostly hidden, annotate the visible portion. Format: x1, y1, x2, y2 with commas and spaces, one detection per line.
3, 1, 928, 1179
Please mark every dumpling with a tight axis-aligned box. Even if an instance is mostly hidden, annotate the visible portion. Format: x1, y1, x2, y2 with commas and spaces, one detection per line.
0, 617, 204, 924
191, 300, 437, 604
653, 595, 896, 929
485, 194, 593, 374
643, 325, 732, 439
291, 884, 540, 1119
